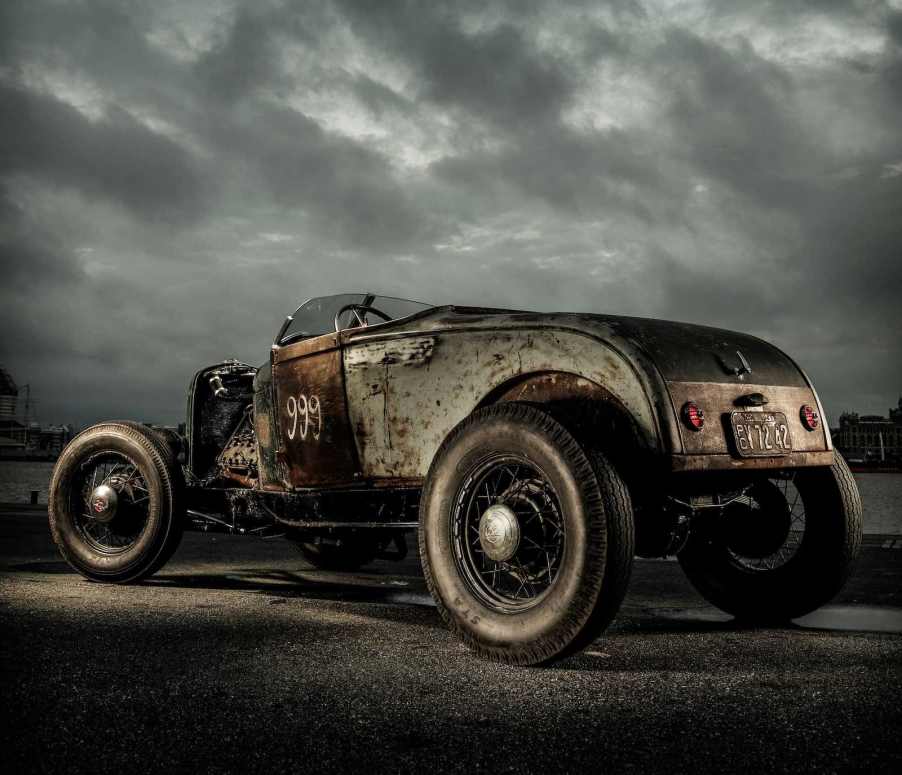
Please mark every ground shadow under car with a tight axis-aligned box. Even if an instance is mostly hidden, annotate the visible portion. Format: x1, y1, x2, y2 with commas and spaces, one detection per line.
10, 558, 900, 651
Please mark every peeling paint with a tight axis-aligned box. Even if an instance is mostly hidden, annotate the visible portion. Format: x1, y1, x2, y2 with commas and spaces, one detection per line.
345, 337, 436, 369
344, 326, 658, 478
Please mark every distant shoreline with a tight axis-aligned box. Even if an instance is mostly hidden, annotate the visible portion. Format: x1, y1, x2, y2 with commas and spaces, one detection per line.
0, 455, 59, 463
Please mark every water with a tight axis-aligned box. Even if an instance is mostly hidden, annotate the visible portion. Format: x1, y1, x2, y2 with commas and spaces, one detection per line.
0, 460, 56, 504
650, 604, 902, 634
0, 461, 900, 533
853, 473, 902, 535
794, 605, 902, 633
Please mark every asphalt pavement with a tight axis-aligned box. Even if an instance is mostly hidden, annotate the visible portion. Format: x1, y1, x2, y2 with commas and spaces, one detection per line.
1, 505, 900, 773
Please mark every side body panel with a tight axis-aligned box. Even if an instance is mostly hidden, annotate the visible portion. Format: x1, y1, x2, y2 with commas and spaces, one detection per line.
271, 333, 360, 488
252, 361, 283, 491
254, 305, 829, 489
343, 327, 659, 479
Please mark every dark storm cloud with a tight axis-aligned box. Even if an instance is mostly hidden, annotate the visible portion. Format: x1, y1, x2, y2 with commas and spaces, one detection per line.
194, 7, 287, 103
2, 0, 425, 246
198, 97, 428, 249
884, 10, 902, 100
338, 0, 577, 130
0, 1, 180, 95
430, 125, 679, 221
349, 74, 416, 119
890, 10, 902, 44
0, 184, 85, 294
0, 83, 209, 224
0, 0, 900, 427
657, 31, 815, 206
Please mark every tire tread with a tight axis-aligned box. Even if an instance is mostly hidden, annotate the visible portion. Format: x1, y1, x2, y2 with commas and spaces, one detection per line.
49, 421, 183, 583
419, 402, 634, 666
678, 454, 863, 622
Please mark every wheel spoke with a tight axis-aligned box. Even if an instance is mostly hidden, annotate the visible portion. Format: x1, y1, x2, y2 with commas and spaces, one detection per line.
453, 456, 565, 611
728, 477, 806, 572
73, 451, 150, 554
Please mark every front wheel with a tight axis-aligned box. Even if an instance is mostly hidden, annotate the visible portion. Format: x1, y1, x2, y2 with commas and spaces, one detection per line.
49, 422, 184, 583
419, 403, 634, 666
678, 455, 862, 622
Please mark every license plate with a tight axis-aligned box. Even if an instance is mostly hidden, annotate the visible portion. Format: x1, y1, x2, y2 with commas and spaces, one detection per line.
730, 411, 792, 457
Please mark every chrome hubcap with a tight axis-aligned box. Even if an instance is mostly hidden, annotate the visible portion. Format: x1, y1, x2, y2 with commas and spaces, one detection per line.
478, 504, 521, 562
74, 453, 151, 554
89, 483, 118, 523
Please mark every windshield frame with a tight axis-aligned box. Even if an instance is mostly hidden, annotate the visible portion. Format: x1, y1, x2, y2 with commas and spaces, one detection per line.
274, 292, 433, 347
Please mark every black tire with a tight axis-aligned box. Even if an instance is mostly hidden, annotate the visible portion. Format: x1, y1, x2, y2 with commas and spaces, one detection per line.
419, 403, 634, 666
678, 455, 862, 622
49, 422, 184, 583
288, 534, 381, 572
110, 421, 186, 576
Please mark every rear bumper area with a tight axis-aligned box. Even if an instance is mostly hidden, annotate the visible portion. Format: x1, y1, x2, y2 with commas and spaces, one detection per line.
671, 450, 834, 472
666, 380, 831, 456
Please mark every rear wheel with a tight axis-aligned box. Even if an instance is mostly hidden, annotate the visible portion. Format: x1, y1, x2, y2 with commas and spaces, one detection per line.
678, 455, 862, 622
419, 403, 634, 666
49, 422, 184, 583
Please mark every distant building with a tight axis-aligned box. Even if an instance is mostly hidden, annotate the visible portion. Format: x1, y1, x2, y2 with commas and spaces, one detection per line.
0, 366, 17, 417
831, 397, 902, 465
0, 436, 26, 458
36, 425, 71, 457
0, 366, 26, 457
0, 366, 74, 459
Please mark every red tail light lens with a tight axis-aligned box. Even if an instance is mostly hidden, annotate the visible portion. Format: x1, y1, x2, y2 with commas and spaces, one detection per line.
682, 401, 705, 431
800, 404, 819, 431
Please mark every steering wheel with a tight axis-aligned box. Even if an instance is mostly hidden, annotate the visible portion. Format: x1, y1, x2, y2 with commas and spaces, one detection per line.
334, 304, 392, 332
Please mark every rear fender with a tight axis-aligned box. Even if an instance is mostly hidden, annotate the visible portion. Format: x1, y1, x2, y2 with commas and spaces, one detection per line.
483, 370, 661, 489
343, 327, 664, 479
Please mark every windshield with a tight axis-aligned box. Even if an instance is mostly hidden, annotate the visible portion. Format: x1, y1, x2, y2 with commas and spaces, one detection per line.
279, 293, 433, 344
369, 294, 433, 321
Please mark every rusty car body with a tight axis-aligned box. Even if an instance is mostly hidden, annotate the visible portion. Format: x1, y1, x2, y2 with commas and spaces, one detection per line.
49, 292, 862, 665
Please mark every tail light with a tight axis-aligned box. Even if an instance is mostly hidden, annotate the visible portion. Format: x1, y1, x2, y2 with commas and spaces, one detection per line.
800, 404, 820, 431
682, 401, 705, 431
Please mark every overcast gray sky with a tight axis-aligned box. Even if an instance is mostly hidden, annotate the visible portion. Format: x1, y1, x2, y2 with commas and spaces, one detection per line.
1, 0, 900, 428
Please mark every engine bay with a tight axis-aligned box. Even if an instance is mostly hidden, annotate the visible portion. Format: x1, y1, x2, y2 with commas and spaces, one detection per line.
186, 360, 259, 486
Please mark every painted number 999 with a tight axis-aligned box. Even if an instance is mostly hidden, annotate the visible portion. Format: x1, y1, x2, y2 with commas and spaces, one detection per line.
286, 394, 322, 441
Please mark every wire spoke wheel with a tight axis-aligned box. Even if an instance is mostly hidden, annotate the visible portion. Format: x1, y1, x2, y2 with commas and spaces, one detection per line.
452, 454, 566, 613
72, 451, 152, 554
678, 456, 862, 624
50, 422, 183, 583
725, 475, 805, 572
420, 403, 635, 665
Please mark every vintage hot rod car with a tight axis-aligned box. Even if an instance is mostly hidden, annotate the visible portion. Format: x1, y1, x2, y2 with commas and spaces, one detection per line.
49, 292, 862, 665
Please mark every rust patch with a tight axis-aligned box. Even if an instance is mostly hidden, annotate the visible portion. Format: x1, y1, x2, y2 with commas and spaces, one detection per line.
671, 450, 834, 472
488, 372, 620, 406
345, 337, 436, 369
344, 327, 659, 479
272, 335, 360, 488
